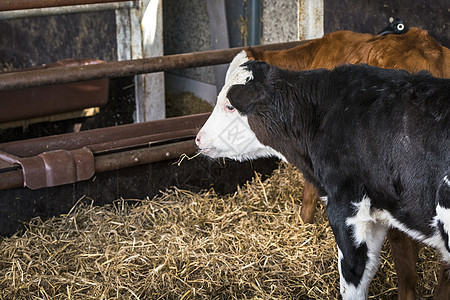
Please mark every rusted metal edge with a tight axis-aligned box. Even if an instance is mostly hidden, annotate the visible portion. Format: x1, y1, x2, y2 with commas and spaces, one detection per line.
0, 40, 310, 91
88, 129, 198, 154
0, 0, 134, 12
0, 2, 136, 20
0, 107, 100, 130
21, 148, 95, 189
0, 149, 20, 164
0, 148, 94, 189
94, 139, 198, 173
0, 59, 108, 124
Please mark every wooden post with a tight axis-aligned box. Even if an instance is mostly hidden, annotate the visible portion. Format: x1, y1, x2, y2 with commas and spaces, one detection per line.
298, 0, 324, 40
116, 0, 165, 122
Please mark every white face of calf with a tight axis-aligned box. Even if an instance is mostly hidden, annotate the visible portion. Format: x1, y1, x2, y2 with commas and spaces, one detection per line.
196, 51, 285, 162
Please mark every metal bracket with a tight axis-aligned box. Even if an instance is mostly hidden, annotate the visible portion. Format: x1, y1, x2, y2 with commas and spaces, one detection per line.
0, 147, 95, 189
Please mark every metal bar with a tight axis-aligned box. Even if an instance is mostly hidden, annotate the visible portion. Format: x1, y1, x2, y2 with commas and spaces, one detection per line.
0, 169, 23, 190
0, 0, 134, 12
88, 129, 198, 154
94, 140, 198, 173
0, 150, 21, 164
248, 0, 262, 46
0, 113, 208, 190
207, 0, 230, 92
0, 2, 136, 20
17, 147, 95, 189
0, 41, 309, 91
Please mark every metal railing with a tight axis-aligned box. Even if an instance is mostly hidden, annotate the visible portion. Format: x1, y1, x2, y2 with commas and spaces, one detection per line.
0, 41, 307, 91
0, 0, 134, 12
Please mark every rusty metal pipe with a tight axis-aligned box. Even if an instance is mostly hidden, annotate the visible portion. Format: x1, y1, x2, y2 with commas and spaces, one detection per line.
0, 169, 23, 190
94, 140, 198, 173
0, 2, 136, 21
88, 129, 198, 154
0, 41, 308, 91
0, 0, 134, 11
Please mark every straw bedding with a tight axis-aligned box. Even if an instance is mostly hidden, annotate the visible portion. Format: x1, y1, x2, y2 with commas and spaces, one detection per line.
166, 92, 213, 118
0, 162, 440, 299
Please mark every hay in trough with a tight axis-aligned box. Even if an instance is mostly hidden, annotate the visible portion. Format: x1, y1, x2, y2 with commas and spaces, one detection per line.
0, 163, 440, 299
166, 92, 213, 117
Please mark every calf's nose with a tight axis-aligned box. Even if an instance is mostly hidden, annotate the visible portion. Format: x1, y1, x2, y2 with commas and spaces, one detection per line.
195, 132, 202, 147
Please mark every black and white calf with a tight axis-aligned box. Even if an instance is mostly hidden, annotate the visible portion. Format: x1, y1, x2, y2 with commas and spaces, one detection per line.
196, 51, 450, 299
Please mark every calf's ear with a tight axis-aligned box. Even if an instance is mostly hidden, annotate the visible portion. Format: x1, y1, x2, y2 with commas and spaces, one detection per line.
227, 61, 274, 115
227, 83, 262, 115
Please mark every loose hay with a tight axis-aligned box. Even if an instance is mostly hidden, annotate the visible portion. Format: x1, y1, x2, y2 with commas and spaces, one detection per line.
165, 92, 213, 118
0, 163, 439, 299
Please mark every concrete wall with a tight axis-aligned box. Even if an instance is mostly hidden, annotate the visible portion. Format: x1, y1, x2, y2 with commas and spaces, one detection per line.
0, 11, 117, 71
262, 0, 299, 43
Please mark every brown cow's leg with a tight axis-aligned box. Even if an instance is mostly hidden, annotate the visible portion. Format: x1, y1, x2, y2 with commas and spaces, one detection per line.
433, 263, 450, 300
300, 180, 319, 224
387, 229, 419, 300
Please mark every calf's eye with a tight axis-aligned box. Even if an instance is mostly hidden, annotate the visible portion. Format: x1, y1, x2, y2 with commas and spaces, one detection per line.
225, 103, 235, 111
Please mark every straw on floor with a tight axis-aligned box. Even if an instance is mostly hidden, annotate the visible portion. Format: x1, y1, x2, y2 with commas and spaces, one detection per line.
0, 162, 440, 299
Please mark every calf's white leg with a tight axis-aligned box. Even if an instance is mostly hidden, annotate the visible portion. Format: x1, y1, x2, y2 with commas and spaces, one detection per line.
327, 195, 388, 299
436, 175, 450, 258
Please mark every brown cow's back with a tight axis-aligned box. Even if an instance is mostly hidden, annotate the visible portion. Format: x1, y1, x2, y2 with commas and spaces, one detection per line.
247, 28, 450, 78
363, 28, 450, 78
247, 30, 373, 70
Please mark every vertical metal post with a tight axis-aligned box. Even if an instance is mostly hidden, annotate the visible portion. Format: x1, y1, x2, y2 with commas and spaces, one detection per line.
207, 0, 230, 95
247, 0, 261, 46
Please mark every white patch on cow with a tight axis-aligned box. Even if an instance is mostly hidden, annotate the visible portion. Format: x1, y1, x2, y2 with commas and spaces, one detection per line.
362, 208, 450, 262
346, 196, 377, 247
376, 210, 427, 241
319, 196, 328, 204
337, 247, 370, 300
339, 196, 387, 299
196, 50, 287, 162
353, 203, 450, 264
433, 204, 450, 255
444, 175, 450, 188
360, 206, 450, 263
225, 50, 250, 83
